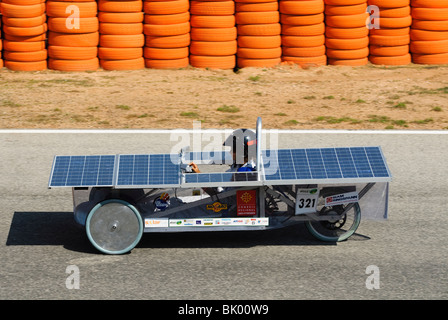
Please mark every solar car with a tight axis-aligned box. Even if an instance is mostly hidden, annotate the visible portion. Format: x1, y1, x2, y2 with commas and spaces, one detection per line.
49, 118, 392, 254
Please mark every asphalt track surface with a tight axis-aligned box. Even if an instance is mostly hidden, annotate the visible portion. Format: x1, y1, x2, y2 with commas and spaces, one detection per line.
0, 130, 447, 300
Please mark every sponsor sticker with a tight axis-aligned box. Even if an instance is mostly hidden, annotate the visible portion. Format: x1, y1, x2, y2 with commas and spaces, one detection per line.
145, 218, 169, 228
168, 218, 269, 227
206, 202, 228, 213
325, 192, 359, 206
237, 190, 257, 216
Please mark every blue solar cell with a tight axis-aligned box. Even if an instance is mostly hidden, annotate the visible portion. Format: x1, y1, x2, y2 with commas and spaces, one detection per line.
291, 149, 312, 179
306, 149, 327, 179
350, 147, 374, 178
365, 147, 389, 177
335, 148, 358, 178
278, 149, 296, 180
96, 156, 115, 186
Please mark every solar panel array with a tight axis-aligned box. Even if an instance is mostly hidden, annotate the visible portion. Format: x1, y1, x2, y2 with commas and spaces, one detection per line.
263, 147, 390, 183
49, 155, 116, 188
116, 154, 180, 187
49, 147, 390, 188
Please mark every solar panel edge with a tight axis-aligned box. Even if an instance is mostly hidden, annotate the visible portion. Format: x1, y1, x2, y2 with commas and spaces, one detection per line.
48, 155, 58, 188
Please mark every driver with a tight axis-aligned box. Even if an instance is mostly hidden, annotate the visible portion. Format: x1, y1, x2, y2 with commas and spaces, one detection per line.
189, 128, 257, 174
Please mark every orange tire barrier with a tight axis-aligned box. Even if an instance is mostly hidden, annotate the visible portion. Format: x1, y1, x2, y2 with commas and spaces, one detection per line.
100, 57, 145, 70
280, 0, 323, 15
143, 0, 189, 69
190, 1, 235, 16
1, 0, 47, 71
280, 0, 325, 67
412, 52, 448, 64
410, 0, 448, 64
99, 0, 143, 13
99, 47, 143, 60
237, 0, 281, 68
145, 34, 190, 48
369, 53, 411, 65
325, 3, 366, 16
282, 55, 327, 66
281, 13, 323, 26
46, 0, 99, 71
99, 0, 144, 70
2, 0, 448, 72
1, 3, 46, 18
369, 44, 409, 56
411, 0, 447, 8
48, 45, 97, 60
236, 1, 278, 13
46, 1, 97, 18
325, 0, 368, 66
2, 14, 47, 27
190, 15, 234, 28
48, 31, 99, 46
191, 27, 237, 41
367, 0, 411, 66
48, 58, 99, 71
4, 60, 48, 71
190, 0, 236, 69
100, 12, 144, 23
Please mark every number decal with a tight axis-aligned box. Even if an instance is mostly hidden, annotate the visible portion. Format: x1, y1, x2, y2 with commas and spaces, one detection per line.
296, 189, 319, 215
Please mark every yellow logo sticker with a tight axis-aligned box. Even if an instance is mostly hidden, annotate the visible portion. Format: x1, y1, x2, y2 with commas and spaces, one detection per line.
206, 202, 228, 213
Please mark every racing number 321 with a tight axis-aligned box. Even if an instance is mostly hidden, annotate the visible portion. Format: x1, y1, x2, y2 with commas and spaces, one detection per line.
297, 198, 315, 209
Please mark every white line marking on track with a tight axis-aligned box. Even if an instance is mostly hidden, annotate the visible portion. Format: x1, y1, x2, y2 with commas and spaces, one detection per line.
0, 129, 447, 135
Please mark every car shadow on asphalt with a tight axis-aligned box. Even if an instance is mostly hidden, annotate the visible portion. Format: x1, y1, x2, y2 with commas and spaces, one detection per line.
6, 211, 370, 254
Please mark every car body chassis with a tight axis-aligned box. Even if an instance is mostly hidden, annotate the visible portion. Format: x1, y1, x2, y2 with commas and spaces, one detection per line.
50, 118, 391, 254
71, 180, 389, 254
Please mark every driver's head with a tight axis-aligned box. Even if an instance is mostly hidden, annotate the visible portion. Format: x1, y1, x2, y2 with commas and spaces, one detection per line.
223, 129, 256, 165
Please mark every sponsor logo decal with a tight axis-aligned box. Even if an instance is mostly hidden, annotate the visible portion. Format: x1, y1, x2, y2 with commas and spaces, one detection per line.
206, 201, 228, 213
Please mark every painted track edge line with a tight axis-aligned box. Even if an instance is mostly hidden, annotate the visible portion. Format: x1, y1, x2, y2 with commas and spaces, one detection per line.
0, 129, 447, 134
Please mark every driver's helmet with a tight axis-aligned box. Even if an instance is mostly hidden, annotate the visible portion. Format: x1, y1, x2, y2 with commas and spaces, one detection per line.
223, 128, 257, 165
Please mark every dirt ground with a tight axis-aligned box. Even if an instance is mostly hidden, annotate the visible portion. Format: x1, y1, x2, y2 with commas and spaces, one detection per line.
0, 63, 447, 130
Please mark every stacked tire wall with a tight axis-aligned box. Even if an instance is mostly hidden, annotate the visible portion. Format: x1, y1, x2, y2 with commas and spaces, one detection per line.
2, 0, 47, 71
280, 0, 326, 67
235, 0, 281, 68
325, 0, 369, 66
410, 0, 448, 65
368, 0, 412, 66
190, 0, 236, 69
47, 0, 99, 71
144, 0, 190, 69
99, 0, 144, 70
1, 0, 448, 71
